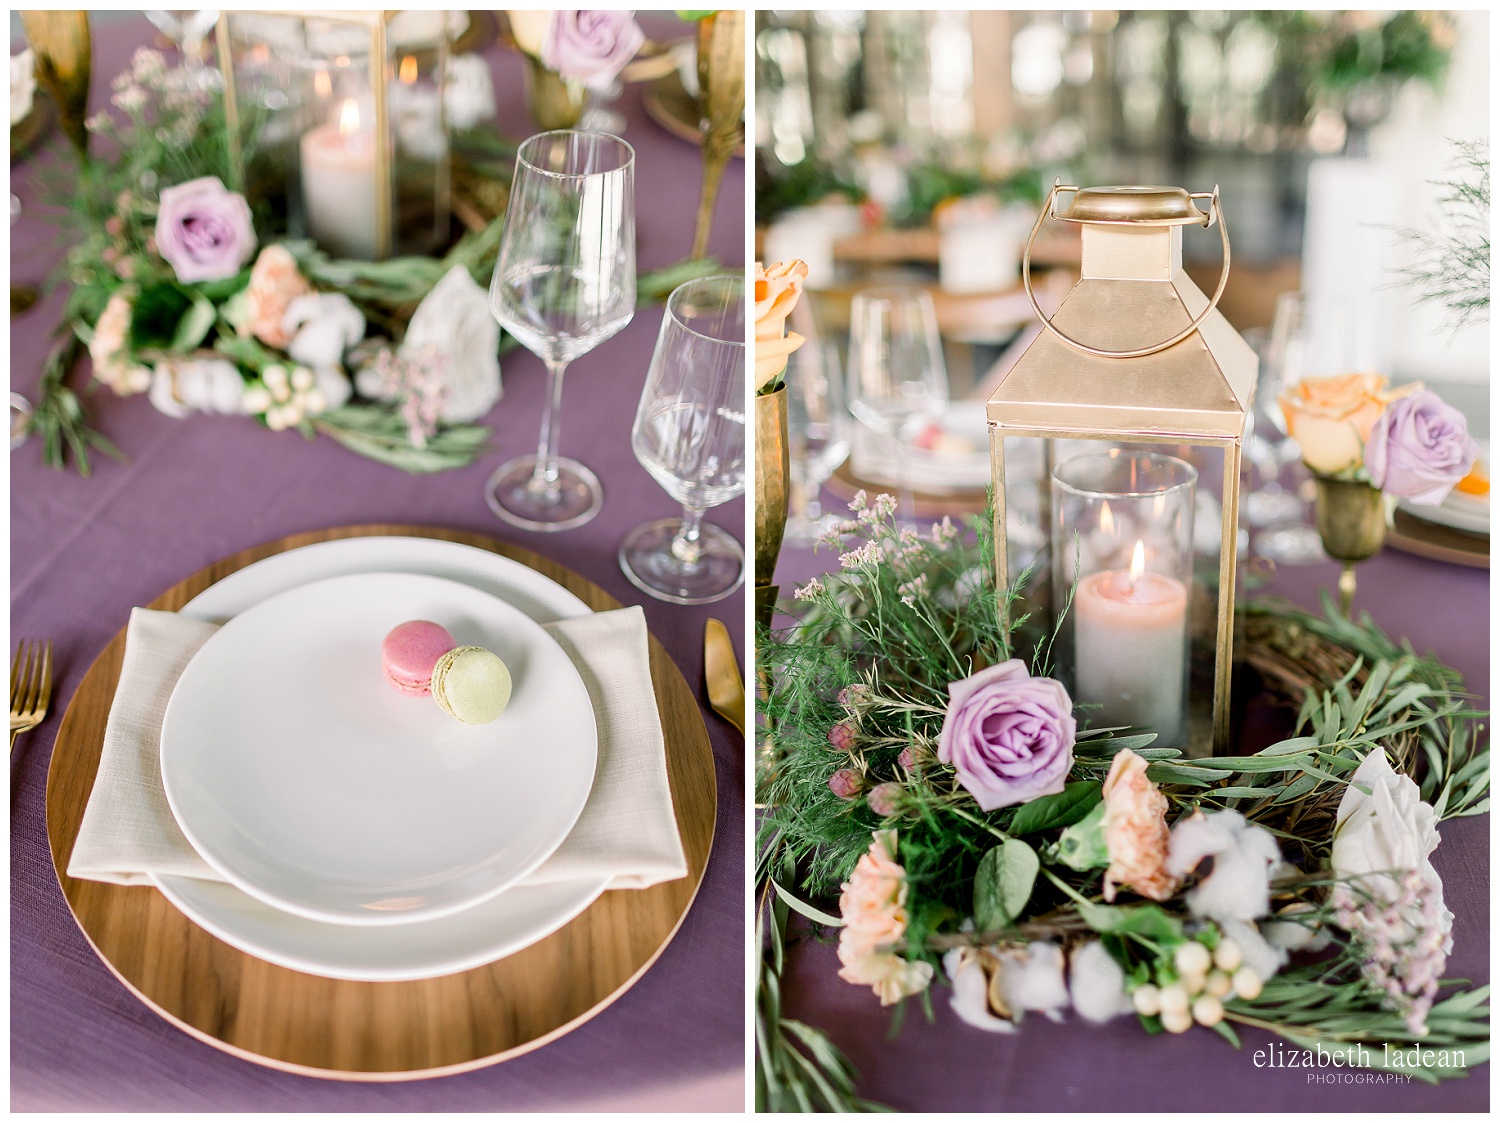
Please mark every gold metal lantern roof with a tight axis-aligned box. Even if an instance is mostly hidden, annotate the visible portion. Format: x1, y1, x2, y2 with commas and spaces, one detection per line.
987, 183, 1259, 754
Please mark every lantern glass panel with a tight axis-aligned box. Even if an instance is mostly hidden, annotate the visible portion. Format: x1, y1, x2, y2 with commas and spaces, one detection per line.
219, 12, 449, 261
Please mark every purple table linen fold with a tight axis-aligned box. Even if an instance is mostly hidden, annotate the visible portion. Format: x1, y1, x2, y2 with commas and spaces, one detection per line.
11, 15, 745, 1112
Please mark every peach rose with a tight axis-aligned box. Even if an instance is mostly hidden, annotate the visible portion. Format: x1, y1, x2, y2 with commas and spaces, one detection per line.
836, 830, 934, 1004
1101, 749, 1177, 902
88, 290, 152, 395
1278, 372, 1417, 477
243, 245, 312, 349
755, 259, 808, 394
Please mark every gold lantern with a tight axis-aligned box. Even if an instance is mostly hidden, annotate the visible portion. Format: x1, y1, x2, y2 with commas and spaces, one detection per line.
215, 10, 452, 260
988, 184, 1257, 756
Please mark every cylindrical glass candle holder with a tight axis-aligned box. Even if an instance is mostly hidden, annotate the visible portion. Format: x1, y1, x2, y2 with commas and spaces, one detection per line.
1051, 450, 1196, 746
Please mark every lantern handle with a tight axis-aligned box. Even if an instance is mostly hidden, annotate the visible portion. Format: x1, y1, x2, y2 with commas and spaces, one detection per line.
1022, 183, 1232, 360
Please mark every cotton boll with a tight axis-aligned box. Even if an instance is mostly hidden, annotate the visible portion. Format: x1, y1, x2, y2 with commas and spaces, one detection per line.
943, 949, 1015, 1034
313, 366, 352, 410
1218, 919, 1287, 982
1166, 810, 1282, 923
998, 943, 1069, 1022
1069, 941, 1134, 1025
283, 293, 366, 370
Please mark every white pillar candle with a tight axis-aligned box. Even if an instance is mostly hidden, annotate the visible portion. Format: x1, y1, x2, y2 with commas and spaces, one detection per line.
1074, 542, 1188, 744
300, 98, 380, 260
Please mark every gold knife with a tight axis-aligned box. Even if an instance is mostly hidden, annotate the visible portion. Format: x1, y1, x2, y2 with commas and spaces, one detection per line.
703, 618, 745, 735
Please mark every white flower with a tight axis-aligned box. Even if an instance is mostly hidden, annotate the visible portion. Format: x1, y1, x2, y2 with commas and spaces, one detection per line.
149, 357, 246, 418
1165, 809, 1282, 922
11, 49, 35, 127
282, 293, 366, 370
444, 54, 497, 129
399, 265, 501, 422
1069, 940, 1134, 1024
1332, 746, 1445, 906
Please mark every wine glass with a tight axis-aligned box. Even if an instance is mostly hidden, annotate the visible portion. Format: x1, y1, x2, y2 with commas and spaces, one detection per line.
487, 131, 636, 532
784, 311, 850, 546
845, 286, 949, 528
146, 10, 221, 87
1251, 292, 1331, 565
619, 274, 746, 604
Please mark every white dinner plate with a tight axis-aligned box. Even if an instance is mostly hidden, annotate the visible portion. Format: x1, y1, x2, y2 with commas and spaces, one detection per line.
1397, 440, 1489, 536
160, 570, 598, 927
154, 537, 610, 981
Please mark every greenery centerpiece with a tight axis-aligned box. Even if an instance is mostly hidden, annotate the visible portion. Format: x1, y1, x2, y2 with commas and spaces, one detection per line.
756, 494, 1489, 1111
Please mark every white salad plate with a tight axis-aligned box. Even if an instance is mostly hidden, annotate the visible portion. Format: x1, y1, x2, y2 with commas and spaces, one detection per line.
159, 569, 598, 928
152, 537, 612, 982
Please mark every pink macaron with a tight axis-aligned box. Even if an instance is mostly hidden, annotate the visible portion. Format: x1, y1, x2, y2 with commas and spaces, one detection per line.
381, 620, 457, 697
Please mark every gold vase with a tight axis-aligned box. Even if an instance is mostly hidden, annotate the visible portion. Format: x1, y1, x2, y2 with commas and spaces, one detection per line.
690, 10, 745, 260
19, 11, 91, 157
754, 387, 790, 631
522, 55, 585, 131
1312, 475, 1388, 617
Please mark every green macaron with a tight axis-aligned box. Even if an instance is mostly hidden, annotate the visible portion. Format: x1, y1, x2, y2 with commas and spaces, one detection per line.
430, 645, 512, 724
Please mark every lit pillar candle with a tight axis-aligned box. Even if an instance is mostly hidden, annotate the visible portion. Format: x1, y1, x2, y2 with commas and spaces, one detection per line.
300, 98, 380, 260
1074, 540, 1189, 743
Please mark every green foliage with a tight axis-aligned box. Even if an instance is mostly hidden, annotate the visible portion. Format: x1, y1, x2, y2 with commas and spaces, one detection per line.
1390, 138, 1488, 332
973, 839, 1039, 929
311, 406, 491, 475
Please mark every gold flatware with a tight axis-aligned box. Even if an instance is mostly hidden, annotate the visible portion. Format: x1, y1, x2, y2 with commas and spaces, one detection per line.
703, 618, 745, 735
11, 638, 53, 751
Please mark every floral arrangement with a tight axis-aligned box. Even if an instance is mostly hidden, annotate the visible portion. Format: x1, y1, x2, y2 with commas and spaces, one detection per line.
26, 46, 718, 476
755, 494, 1489, 1111
1278, 373, 1480, 499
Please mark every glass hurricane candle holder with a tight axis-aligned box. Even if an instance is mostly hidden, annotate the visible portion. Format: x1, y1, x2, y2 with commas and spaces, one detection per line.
1052, 450, 1196, 747
217, 10, 451, 260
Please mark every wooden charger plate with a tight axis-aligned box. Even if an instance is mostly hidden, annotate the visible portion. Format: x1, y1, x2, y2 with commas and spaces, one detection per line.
46, 525, 717, 1081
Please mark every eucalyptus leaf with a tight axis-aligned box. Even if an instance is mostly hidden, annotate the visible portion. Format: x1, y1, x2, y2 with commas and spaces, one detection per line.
1008, 781, 1102, 835
973, 838, 1040, 929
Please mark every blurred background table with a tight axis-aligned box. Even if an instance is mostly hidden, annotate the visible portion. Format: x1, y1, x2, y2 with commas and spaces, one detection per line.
10, 12, 745, 1112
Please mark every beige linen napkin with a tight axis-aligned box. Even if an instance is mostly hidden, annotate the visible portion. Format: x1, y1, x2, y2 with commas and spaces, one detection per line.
68, 604, 688, 893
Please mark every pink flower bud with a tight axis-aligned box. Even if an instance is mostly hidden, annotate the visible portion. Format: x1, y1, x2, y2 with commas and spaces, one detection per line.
828, 768, 862, 800
837, 684, 869, 710
105, 215, 125, 238
868, 782, 902, 818
827, 721, 857, 752
897, 747, 915, 772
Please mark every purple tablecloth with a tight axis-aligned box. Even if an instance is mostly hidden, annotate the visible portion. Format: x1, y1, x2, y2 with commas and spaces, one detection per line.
772, 506, 1489, 1111
11, 16, 744, 1111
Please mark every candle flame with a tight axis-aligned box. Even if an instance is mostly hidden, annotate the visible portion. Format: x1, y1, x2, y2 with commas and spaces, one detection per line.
338, 98, 360, 136
1129, 540, 1146, 586
399, 55, 418, 85
1099, 502, 1114, 537
314, 68, 332, 98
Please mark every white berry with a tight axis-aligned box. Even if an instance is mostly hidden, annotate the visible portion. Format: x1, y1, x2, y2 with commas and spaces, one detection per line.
1132, 984, 1161, 1017
1232, 967, 1263, 1000
1161, 1007, 1193, 1033
1157, 983, 1190, 1015
1213, 939, 1243, 972
1192, 995, 1224, 1026
1182, 970, 1206, 996
1205, 970, 1233, 998
1175, 941, 1212, 976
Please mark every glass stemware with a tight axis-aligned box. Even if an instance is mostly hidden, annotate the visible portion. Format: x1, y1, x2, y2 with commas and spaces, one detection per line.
845, 285, 949, 529
1251, 291, 1331, 565
784, 313, 850, 547
146, 10, 221, 87
487, 130, 636, 532
619, 274, 746, 604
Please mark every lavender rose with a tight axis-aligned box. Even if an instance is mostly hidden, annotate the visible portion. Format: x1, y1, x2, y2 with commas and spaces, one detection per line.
1365, 390, 1479, 505
937, 660, 1076, 811
154, 176, 255, 284
543, 10, 645, 92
